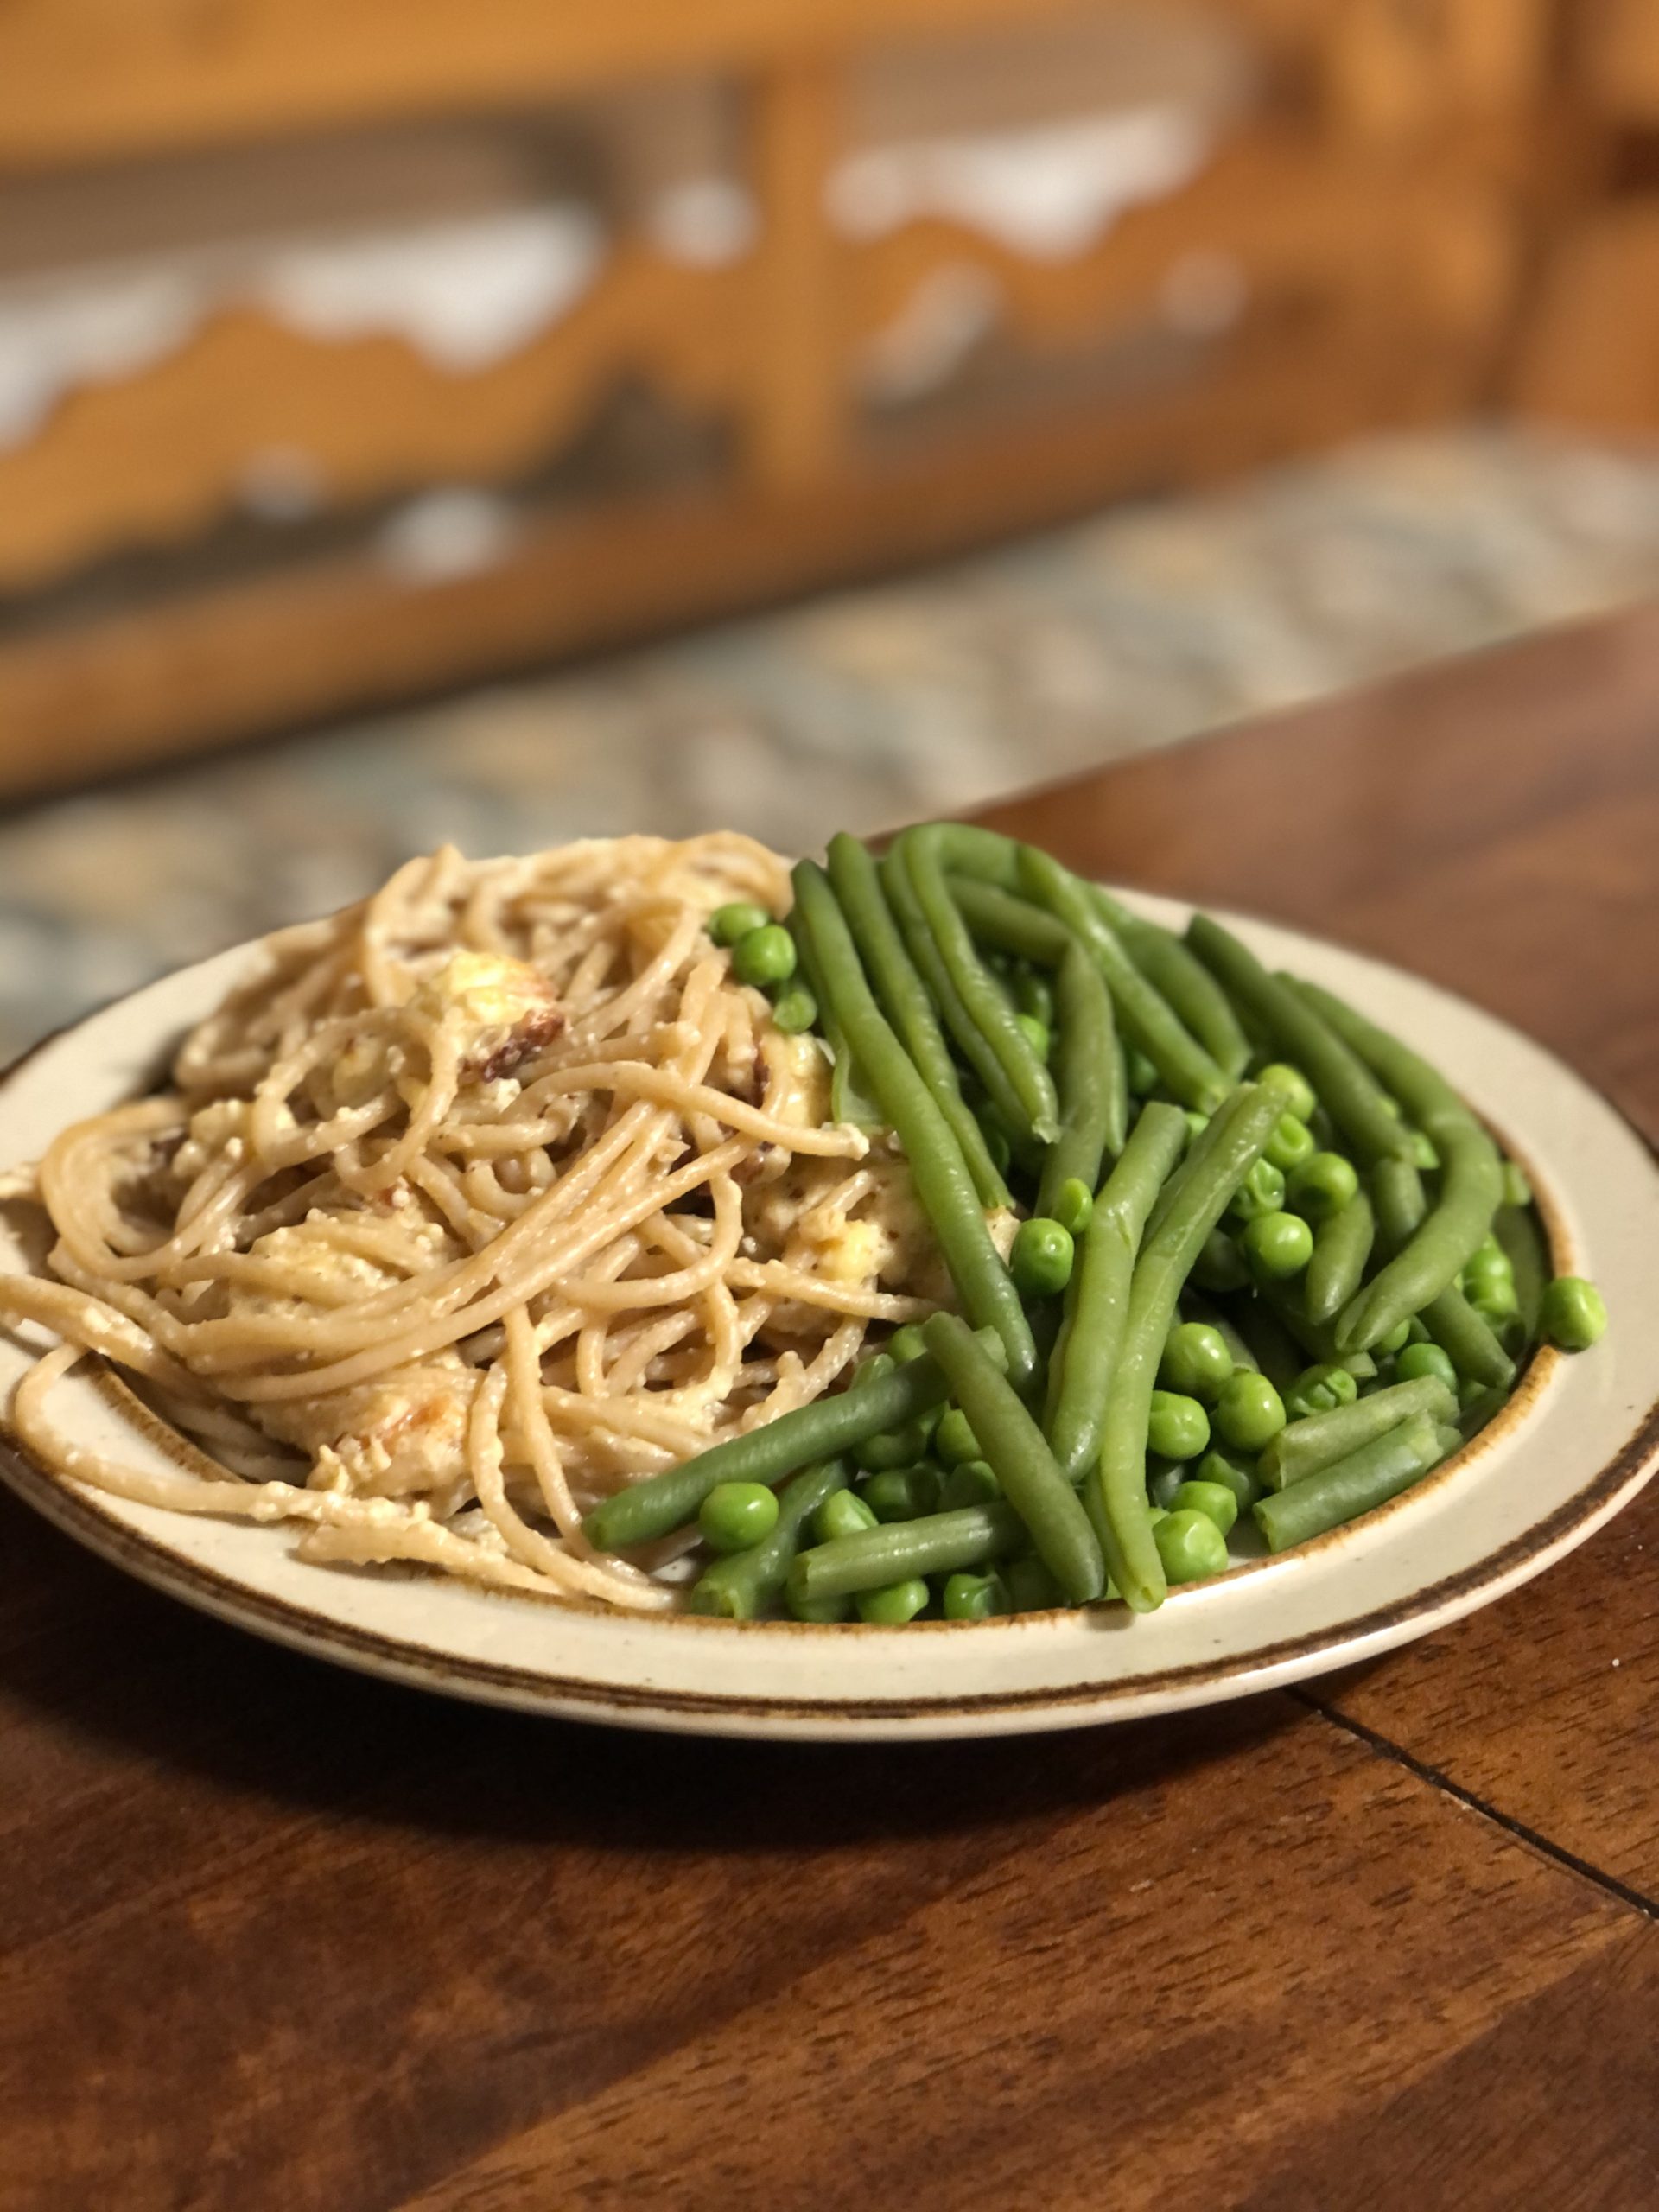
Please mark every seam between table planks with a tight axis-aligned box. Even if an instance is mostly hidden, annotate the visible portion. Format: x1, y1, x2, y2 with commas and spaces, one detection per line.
1295, 1693, 1659, 1923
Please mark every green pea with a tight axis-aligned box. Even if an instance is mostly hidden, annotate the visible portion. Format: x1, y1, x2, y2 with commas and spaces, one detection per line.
732, 923, 798, 989
709, 900, 770, 947
1173, 1478, 1239, 1538
1154, 1508, 1230, 1585
1011, 1216, 1075, 1298
1053, 1177, 1095, 1237
1376, 1317, 1413, 1356
1228, 1156, 1287, 1223
887, 1323, 929, 1365
1183, 1109, 1211, 1149
1215, 1370, 1287, 1453
698, 1480, 780, 1554
856, 1577, 930, 1624
1285, 1362, 1359, 1421
1468, 1281, 1520, 1326
1192, 1447, 1261, 1513
855, 1419, 931, 1472
1265, 1113, 1317, 1173
938, 1459, 1001, 1510
861, 1465, 941, 1522
1147, 1389, 1211, 1461
1014, 1012, 1052, 1063
788, 1588, 852, 1623
1287, 1150, 1360, 1224
1014, 970, 1054, 1027
1396, 1341, 1458, 1390
934, 1408, 981, 1467
1503, 1161, 1533, 1209
1258, 1062, 1318, 1122
770, 984, 818, 1034
1408, 1129, 1440, 1172
1541, 1275, 1607, 1351
1242, 1209, 1314, 1279
1160, 1321, 1235, 1403
942, 1571, 1002, 1622
1125, 1046, 1160, 1097
1462, 1245, 1515, 1301
814, 1488, 879, 1543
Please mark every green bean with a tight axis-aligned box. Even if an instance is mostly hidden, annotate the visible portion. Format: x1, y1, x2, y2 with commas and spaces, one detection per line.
825, 834, 1010, 1209
955, 881, 1127, 1189
1370, 1159, 1427, 1255
1305, 1191, 1375, 1327
1286, 979, 1506, 1356
1088, 1083, 1284, 1611
792, 861, 1037, 1387
890, 826, 1059, 1142
1421, 1285, 1516, 1390
923, 1313, 1104, 1605
585, 1340, 972, 1551
912, 821, 1024, 890
1257, 1374, 1458, 1491
1017, 849, 1229, 1111
880, 838, 1026, 1141
788, 1498, 1025, 1605
1092, 891, 1252, 1078
1185, 917, 1414, 1165
787, 907, 880, 1131
687, 1460, 850, 1618
1046, 1102, 1189, 1481
1253, 1414, 1446, 1551
1252, 1268, 1376, 1379
1493, 1202, 1548, 1339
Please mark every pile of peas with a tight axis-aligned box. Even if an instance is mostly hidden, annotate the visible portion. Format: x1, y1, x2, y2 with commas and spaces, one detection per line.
583, 830, 1609, 1624
709, 901, 817, 1035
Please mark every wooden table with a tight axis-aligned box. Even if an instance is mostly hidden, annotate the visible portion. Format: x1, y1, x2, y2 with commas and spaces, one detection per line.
3, 607, 1657, 2211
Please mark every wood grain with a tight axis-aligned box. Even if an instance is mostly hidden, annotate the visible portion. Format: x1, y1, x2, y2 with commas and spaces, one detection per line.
3, 606, 1658, 2208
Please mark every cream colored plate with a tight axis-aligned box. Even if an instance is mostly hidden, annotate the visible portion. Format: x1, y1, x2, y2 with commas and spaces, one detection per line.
2, 897, 1656, 1739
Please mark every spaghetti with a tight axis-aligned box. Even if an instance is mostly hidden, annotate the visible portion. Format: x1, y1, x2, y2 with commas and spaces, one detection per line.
0, 836, 947, 1611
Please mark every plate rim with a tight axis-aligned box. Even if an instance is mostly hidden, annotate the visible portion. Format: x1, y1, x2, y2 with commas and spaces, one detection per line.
1, 899, 1656, 1739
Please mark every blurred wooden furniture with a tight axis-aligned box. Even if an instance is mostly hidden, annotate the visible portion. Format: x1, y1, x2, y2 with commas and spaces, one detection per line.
3, 606, 1656, 2209
0, 1, 1554, 791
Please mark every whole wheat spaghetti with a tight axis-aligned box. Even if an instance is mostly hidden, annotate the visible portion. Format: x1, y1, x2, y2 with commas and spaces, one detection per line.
0, 836, 947, 1611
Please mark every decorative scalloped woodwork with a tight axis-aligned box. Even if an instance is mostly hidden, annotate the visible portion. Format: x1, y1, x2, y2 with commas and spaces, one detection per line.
0, 251, 753, 591
849, 136, 1519, 368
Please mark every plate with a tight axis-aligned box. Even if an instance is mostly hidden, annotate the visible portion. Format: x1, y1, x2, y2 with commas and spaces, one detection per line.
2, 897, 1656, 1740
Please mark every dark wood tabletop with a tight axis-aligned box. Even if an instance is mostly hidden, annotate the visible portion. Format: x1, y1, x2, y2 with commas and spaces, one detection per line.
3, 605, 1657, 2212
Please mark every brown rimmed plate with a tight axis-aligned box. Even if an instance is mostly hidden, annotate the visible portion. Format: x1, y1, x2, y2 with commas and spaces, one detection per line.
2, 895, 1656, 1739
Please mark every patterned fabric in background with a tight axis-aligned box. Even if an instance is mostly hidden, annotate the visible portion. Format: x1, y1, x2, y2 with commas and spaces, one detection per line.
3, 425, 1658, 1063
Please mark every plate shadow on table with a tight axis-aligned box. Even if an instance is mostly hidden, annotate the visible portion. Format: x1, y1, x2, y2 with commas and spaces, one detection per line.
0, 1489, 1303, 1850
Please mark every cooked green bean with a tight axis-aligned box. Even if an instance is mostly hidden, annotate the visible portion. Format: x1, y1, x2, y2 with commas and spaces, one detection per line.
1421, 1284, 1516, 1390
1185, 917, 1414, 1166
1493, 1201, 1549, 1337
787, 906, 880, 1131
584, 1341, 971, 1551
923, 1312, 1104, 1605
1018, 848, 1229, 1111
1370, 1158, 1427, 1255
880, 836, 1027, 1139
950, 876, 1069, 963
788, 1498, 1025, 1604
1253, 1414, 1446, 1550
1219, 1294, 1304, 1395
792, 861, 1037, 1387
825, 833, 1010, 1208
1088, 1083, 1284, 1611
1305, 1191, 1376, 1327
1286, 978, 1506, 1356
1252, 1268, 1377, 1379
688, 1461, 850, 1618
1092, 891, 1252, 1078
890, 825, 1059, 1142
1046, 1102, 1188, 1481
1258, 1374, 1458, 1491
